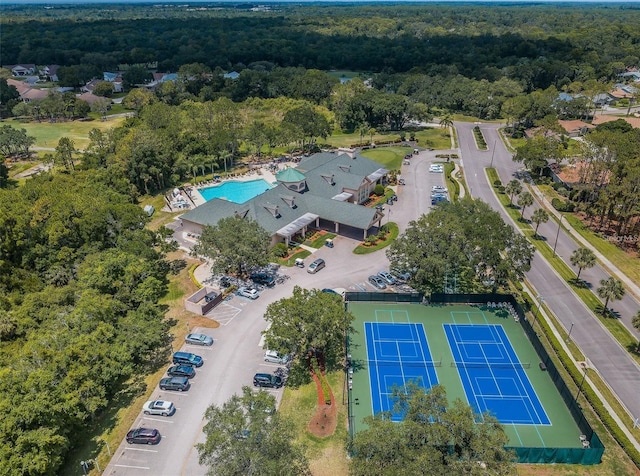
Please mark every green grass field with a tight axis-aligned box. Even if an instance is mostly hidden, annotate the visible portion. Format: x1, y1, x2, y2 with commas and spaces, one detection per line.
347, 302, 582, 450
3, 117, 126, 150
360, 146, 412, 171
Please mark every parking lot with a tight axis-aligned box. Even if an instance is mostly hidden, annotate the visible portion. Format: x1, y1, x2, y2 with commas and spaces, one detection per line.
104, 150, 449, 475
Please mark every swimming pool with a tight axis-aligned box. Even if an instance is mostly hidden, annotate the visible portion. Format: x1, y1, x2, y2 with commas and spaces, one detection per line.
199, 179, 273, 204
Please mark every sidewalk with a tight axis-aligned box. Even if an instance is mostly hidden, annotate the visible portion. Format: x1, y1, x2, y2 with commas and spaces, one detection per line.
531, 186, 640, 302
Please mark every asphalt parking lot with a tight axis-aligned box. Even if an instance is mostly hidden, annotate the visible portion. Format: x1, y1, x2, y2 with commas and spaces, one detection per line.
104, 151, 447, 475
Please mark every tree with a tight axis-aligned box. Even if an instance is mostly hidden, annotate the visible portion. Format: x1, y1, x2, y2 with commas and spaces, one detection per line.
517, 192, 534, 219
55, 137, 76, 171
91, 97, 111, 120
387, 199, 534, 294
513, 135, 565, 176
597, 277, 625, 315
570, 248, 596, 281
93, 81, 115, 98
632, 311, 640, 353
122, 88, 156, 111
505, 179, 522, 206
192, 216, 271, 276
530, 208, 549, 236
282, 102, 331, 151
123, 65, 152, 89
196, 387, 310, 476
439, 113, 454, 130
262, 286, 354, 376
349, 382, 515, 476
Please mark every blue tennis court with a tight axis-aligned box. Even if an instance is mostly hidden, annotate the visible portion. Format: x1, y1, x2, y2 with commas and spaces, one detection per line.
444, 323, 550, 425
365, 322, 439, 421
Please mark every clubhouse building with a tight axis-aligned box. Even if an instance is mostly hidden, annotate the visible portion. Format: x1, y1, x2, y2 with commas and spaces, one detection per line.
179, 151, 389, 245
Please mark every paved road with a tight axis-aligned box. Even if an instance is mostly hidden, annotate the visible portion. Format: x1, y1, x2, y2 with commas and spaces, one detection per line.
104, 154, 448, 476
457, 121, 640, 421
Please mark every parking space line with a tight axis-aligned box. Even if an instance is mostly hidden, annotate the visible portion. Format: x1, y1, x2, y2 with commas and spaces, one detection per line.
114, 465, 150, 470
142, 417, 174, 423
124, 448, 158, 453
184, 345, 213, 351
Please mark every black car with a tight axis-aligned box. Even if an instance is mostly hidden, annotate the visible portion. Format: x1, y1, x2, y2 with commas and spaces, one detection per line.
126, 428, 161, 445
253, 373, 283, 388
159, 376, 190, 392
167, 365, 196, 379
249, 272, 276, 287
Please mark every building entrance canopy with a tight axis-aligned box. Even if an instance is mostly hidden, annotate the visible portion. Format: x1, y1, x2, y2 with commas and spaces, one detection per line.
276, 212, 319, 238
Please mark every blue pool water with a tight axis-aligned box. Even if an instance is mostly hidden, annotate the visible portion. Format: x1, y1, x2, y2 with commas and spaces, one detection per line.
199, 179, 273, 204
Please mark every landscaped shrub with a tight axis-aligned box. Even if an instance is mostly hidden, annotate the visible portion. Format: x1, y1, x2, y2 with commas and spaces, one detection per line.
271, 242, 288, 258
552, 198, 575, 212
493, 179, 503, 187
373, 184, 385, 196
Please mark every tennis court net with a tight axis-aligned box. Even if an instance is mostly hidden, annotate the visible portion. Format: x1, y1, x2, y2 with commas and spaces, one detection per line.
450, 361, 530, 369
369, 359, 442, 367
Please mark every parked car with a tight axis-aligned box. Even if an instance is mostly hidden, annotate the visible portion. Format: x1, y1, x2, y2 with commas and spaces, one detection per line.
391, 269, 411, 282
307, 258, 326, 274
321, 288, 339, 295
431, 195, 449, 205
253, 373, 283, 388
237, 287, 259, 299
429, 164, 444, 173
250, 272, 276, 287
368, 275, 387, 289
143, 400, 175, 417
126, 428, 161, 445
185, 333, 213, 346
378, 271, 397, 285
159, 376, 190, 392
264, 350, 291, 365
172, 351, 203, 367
432, 185, 447, 193
167, 364, 196, 379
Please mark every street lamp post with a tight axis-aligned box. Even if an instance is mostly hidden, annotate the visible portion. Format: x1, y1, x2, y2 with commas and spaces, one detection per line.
566, 322, 575, 342
490, 139, 498, 168
575, 367, 588, 403
534, 295, 544, 328
552, 215, 564, 257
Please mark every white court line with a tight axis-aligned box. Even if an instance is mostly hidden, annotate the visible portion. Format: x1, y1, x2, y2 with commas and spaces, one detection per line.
114, 464, 150, 470
124, 447, 158, 453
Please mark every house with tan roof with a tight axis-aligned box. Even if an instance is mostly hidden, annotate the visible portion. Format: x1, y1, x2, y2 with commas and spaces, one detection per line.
558, 120, 595, 137
592, 114, 640, 129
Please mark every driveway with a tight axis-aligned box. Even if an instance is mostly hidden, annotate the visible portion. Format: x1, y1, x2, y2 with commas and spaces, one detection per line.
456, 121, 640, 422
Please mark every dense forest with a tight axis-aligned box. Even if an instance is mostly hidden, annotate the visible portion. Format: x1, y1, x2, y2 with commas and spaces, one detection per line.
2, 3, 640, 91
1, 3, 639, 474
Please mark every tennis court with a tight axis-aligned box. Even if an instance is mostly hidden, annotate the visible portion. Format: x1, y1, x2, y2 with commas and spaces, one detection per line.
348, 302, 583, 450
365, 322, 439, 421
444, 323, 550, 425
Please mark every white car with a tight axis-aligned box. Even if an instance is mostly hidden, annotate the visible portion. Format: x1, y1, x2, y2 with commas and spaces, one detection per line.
237, 287, 259, 299
264, 350, 291, 364
432, 185, 447, 193
429, 164, 444, 173
143, 400, 175, 417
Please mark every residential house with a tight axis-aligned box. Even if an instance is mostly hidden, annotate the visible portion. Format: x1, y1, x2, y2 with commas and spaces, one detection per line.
591, 114, 640, 129
78, 91, 108, 106
180, 151, 388, 245
223, 71, 240, 80
7, 78, 48, 103
3, 64, 37, 76
39, 65, 59, 82
558, 120, 595, 137
103, 72, 124, 92
144, 72, 178, 89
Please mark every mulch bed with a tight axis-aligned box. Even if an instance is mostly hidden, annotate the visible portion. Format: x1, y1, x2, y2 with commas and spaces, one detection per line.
307, 370, 338, 438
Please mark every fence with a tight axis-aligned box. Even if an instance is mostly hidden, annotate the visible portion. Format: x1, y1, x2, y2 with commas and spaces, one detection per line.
346, 292, 604, 465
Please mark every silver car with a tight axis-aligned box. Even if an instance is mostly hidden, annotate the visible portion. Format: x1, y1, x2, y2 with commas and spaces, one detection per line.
307, 258, 326, 274
368, 275, 387, 289
264, 350, 291, 364
142, 400, 176, 417
185, 333, 213, 346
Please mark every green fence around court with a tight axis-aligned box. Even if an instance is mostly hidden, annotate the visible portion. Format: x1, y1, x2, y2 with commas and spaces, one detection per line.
429, 293, 604, 465
345, 292, 604, 465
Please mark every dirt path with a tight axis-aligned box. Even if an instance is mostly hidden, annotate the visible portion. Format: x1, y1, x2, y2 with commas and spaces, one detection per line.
308, 370, 338, 438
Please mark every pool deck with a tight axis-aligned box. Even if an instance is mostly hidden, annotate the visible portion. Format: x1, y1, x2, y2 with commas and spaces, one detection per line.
164, 162, 293, 213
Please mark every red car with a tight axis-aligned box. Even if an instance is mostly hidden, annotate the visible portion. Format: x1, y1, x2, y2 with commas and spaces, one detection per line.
126, 428, 161, 445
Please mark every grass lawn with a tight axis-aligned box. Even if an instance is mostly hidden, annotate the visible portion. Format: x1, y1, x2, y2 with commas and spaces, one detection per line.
279, 371, 349, 476
304, 231, 337, 249
360, 146, 411, 171
413, 127, 452, 150
4, 116, 126, 150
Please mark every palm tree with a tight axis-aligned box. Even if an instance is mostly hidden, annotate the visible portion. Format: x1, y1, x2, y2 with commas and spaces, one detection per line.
570, 247, 597, 281
531, 209, 549, 236
597, 277, 626, 315
632, 311, 640, 352
440, 113, 454, 130
505, 180, 522, 206
358, 123, 369, 146
517, 192, 534, 219
368, 127, 377, 146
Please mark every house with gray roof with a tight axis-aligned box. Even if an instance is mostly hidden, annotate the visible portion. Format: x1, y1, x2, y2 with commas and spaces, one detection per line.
179, 151, 388, 244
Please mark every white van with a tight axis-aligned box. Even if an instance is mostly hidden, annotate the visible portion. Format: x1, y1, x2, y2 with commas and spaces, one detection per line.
264, 350, 291, 365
